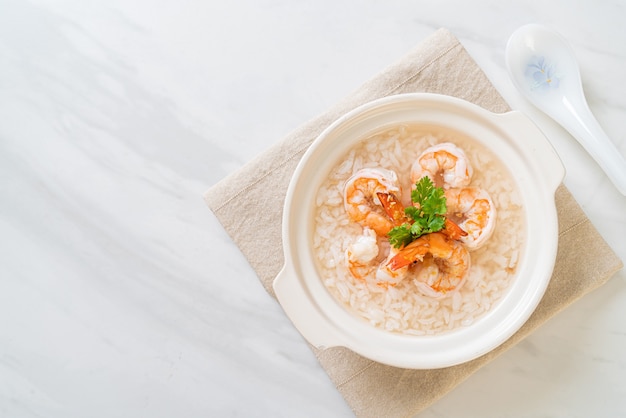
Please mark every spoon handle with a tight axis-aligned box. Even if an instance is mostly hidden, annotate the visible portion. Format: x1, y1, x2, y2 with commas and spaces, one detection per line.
552, 94, 626, 195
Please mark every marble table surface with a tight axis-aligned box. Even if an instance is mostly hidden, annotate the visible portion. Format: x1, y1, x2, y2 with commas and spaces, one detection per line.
1, 0, 625, 417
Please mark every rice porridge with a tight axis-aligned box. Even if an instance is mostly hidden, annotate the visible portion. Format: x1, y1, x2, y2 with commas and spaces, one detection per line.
312, 123, 525, 335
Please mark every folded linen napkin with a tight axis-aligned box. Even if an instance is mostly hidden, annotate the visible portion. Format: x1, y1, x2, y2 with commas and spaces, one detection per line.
204, 28, 623, 417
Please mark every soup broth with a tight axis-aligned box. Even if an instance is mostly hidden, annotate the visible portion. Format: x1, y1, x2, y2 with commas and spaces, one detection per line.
312, 124, 525, 335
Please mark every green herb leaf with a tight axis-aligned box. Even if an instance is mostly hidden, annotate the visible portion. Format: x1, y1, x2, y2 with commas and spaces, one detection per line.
388, 176, 447, 248
426, 214, 445, 231
412, 177, 447, 214
404, 206, 420, 220
408, 220, 424, 236
388, 224, 414, 248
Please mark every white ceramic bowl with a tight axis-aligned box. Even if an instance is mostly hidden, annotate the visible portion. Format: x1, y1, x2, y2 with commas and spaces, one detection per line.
273, 93, 564, 369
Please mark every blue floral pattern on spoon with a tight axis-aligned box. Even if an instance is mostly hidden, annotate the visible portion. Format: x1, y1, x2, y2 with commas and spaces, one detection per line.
527, 56, 560, 90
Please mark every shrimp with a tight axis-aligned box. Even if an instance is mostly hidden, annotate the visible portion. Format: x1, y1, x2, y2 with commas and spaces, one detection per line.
376, 191, 409, 227
443, 217, 468, 241
343, 168, 402, 236
445, 187, 496, 250
374, 247, 409, 288
345, 227, 379, 280
345, 229, 407, 288
386, 232, 470, 298
411, 143, 473, 189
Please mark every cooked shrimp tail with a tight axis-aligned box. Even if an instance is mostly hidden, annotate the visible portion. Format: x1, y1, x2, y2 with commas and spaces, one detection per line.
376, 192, 408, 226
375, 247, 409, 288
442, 217, 468, 241
386, 236, 430, 271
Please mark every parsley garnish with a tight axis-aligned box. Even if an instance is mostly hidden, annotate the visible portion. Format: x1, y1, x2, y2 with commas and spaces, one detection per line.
388, 176, 447, 248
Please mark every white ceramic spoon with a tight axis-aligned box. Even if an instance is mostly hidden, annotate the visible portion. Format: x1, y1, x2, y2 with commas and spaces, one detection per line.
505, 24, 626, 195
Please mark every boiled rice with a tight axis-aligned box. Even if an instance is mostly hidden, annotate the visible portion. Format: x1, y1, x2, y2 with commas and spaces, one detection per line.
313, 124, 525, 335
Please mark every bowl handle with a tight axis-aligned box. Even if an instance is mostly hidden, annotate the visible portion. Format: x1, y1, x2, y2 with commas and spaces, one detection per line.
273, 263, 339, 350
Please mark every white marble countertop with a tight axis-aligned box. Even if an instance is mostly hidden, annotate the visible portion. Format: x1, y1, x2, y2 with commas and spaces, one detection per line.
1, 0, 625, 417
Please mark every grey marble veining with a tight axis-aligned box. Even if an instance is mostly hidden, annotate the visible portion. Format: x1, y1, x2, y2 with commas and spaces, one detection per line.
1, 0, 625, 417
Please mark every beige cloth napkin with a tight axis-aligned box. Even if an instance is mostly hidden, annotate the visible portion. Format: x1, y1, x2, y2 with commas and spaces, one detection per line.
205, 28, 623, 417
